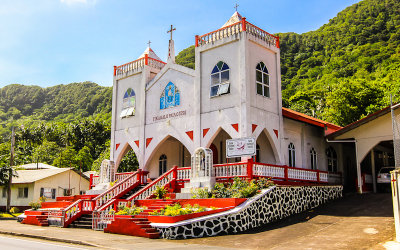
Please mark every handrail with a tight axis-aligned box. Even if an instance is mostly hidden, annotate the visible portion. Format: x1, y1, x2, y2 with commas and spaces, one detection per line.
214, 162, 247, 167
198, 21, 242, 40
93, 171, 139, 209
196, 19, 279, 48
127, 166, 176, 202
115, 56, 166, 76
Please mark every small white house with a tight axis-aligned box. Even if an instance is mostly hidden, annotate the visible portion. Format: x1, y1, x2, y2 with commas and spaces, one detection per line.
0, 165, 89, 211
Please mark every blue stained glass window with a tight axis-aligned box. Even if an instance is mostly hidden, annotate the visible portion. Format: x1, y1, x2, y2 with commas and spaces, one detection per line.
160, 82, 180, 110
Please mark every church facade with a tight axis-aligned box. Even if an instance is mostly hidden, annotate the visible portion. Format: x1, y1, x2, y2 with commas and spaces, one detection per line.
110, 12, 343, 179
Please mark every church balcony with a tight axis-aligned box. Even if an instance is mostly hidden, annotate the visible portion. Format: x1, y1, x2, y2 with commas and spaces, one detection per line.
113, 54, 166, 79
195, 18, 280, 49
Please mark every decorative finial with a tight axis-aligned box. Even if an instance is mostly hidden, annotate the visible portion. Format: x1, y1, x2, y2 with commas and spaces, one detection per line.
234, 3, 239, 12
147, 40, 151, 48
167, 25, 176, 41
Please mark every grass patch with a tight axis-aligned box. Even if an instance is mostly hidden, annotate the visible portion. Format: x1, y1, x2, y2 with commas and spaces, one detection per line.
0, 213, 22, 218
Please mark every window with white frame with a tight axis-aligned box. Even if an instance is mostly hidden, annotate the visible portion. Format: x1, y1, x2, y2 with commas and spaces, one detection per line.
18, 187, 28, 198
210, 61, 230, 97
159, 154, 167, 176
326, 147, 337, 172
288, 143, 295, 167
120, 88, 136, 118
40, 187, 56, 199
256, 62, 270, 97
310, 147, 317, 170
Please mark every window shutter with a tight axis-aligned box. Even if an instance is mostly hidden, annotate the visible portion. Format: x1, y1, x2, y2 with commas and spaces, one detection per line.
40, 188, 44, 198
51, 189, 56, 199
24, 187, 28, 198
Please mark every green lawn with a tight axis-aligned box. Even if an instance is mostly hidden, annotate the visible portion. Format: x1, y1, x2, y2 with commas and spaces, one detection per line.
0, 213, 22, 218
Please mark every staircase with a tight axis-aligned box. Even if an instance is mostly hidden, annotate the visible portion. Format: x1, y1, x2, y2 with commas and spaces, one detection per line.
68, 214, 92, 229
104, 200, 175, 239
120, 184, 147, 200
22, 214, 49, 227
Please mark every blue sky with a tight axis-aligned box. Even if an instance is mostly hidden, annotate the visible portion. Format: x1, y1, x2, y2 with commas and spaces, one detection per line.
0, 0, 360, 88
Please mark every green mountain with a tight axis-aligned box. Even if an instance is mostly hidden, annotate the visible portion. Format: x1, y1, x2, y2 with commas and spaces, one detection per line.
176, 0, 400, 126
0, 82, 112, 141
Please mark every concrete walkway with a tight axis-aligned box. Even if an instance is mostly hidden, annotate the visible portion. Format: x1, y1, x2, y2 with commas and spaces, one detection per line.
0, 193, 396, 249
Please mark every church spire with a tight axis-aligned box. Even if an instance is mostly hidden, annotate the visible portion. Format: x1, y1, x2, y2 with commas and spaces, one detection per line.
167, 25, 176, 63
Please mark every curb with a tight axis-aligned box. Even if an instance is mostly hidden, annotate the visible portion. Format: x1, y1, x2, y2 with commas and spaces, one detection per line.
0, 230, 100, 248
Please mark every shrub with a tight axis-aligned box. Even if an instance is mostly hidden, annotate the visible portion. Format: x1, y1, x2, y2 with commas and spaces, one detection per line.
256, 178, 274, 190
29, 201, 41, 210
153, 186, 168, 199
39, 196, 46, 203
210, 177, 274, 199
150, 203, 208, 216
10, 207, 19, 214
115, 205, 147, 216
191, 188, 211, 199
211, 183, 232, 198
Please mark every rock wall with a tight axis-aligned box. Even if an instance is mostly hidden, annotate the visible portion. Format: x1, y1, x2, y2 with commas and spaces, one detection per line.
155, 185, 342, 239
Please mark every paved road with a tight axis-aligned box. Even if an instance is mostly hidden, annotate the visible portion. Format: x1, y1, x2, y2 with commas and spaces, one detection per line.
0, 235, 85, 250
179, 193, 395, 249
0, 193, 396, 249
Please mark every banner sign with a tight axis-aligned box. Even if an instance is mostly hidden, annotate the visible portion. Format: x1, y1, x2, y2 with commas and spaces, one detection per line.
226, 137, 256, 158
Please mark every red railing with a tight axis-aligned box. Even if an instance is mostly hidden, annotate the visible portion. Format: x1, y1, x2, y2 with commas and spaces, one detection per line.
196, 18, 279, 48
114, 55, 166, 76
127, 166, 176, 202
92, 171, 142, 209
172, 160, 329, 184
47, 199, 95, 228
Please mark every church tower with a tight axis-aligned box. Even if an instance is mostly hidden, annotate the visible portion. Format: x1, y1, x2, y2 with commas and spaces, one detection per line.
194, 11, 284, 164
110, 45, 166, 168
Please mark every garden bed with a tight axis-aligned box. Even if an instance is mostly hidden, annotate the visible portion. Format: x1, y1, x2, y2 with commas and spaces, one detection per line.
135, 198, 246, 208
147, 206, 234, 223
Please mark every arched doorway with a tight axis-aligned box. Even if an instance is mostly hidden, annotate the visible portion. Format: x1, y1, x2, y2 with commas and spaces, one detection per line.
145, 136, 191, 179
115, 143, 139, 173
207, 128, 235, 163
210, 144, 218, 164
255, 130, 277, 164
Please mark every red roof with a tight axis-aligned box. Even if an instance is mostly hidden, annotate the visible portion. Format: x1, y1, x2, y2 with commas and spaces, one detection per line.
282, 107, 342, 136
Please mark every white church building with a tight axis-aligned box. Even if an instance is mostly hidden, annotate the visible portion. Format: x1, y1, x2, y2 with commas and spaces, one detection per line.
109, 12, 343, 180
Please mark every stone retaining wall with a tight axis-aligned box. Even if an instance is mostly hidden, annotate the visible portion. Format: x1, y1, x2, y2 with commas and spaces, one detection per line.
154, 185, 343, 239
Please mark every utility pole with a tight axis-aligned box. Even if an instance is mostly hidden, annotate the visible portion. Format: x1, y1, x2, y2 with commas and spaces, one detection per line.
7, 127, 15, 212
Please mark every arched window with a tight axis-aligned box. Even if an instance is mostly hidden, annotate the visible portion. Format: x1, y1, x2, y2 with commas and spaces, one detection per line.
256, 62, 270, 97
120, 88, 135, 118
326, 147, 337, 172
160, 82, 180, 109
288, 143, 295, 167
159, 154, 167, 176
310, 147, 317, 170
210, 61, 230, 97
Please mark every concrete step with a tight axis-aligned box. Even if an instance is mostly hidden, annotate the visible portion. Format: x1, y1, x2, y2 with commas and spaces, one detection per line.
147, 232, 160, 239
136, 224, 152, 228
144, 228, 158, 233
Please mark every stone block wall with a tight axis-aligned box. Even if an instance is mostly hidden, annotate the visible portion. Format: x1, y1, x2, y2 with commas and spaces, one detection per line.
155, 185, 343, 239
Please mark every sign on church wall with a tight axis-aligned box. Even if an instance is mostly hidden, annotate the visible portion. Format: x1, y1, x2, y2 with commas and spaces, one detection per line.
226, 137, 256, 158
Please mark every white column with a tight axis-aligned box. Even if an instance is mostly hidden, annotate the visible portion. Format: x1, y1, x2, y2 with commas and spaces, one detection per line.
355, 141, 363, 194
371, 149, 377, 193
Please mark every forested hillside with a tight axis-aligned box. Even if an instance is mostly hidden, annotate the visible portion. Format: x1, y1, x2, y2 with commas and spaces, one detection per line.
0, 82, 112, 140
176, 0, 400, 126
0, 82, 137, 173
